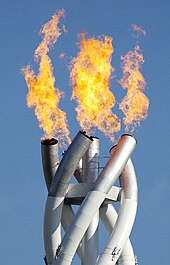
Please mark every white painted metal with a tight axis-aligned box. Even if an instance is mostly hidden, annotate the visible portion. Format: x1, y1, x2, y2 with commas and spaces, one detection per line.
81, 138, 100, 265
44, 196, 64, 265
95, 135, 136, 193
41, 139, 61, 264
61, 204, 82, 258
65, 183, 120, 203
53, 135, 136, 265
49, 131, 93, 197
52, 191, 106, 265
44, 131, 92, 265
100, 204, 136, 265
96, 158, 138, 265
118, 242, 136, 265
74, 159, 82, 183
81, 212, 99, 265
81, 137, 99, 182
41, 138, 59, 191
61, 204, 74, 234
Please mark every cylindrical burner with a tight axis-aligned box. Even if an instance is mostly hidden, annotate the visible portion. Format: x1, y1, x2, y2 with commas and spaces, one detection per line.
41, 138, 59, 191
54, 134, 136, 265
43, 131, 93, 265
81, 137, 100, 265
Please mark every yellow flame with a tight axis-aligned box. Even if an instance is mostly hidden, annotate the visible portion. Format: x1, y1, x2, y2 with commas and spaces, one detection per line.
70, 33, 120, 141
22, 9, 70, 146
119, 45, 149, 131
35, 9, 65, 61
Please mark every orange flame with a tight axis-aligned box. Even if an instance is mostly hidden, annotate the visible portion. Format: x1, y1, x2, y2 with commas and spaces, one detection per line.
131, 24, 146, 38
22, 9, 70, 146
119, 45, 149, 131
34, 9, 65, 61
70, 33, 120, 141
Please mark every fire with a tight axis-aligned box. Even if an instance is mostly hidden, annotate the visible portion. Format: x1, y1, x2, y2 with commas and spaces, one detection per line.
119, 45, 149, 131
22, 9, 70, 147
131, 24, 146, 38
34, 9, 65, 61
70, 33, 120, 141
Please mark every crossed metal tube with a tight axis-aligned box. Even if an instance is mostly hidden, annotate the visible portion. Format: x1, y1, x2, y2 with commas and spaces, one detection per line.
41, 131, 138, 265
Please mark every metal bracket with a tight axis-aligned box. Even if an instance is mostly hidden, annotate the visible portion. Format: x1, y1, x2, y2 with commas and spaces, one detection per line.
43, 255, 48, 265
55, 244, 61, 259
64, 183, 121, 205
135, 255, 138, 265
111, 246, 121, 261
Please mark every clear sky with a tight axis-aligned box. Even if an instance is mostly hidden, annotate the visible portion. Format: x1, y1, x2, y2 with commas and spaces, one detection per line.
1, 1, 170, 264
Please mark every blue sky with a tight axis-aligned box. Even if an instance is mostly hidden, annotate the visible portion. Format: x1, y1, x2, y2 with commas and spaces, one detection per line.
1, 1, 170, 264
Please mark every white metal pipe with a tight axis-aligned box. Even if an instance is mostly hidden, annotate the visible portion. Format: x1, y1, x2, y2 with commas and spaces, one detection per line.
81, 138, 100, 265
96, 158, 138, 265
44, 131, 92, 265
81, 212, 99, 264
100, 204, 136, 265
41, 138, 60, 264
61, 204, 82, 258
81, 137, 99, 182
74, 139, 100, 265
53, 191, 106, 265
52, 134, 136, 265
44, 196, 64, 265
95, 135, 136, 193
49, 131, 93, 197
96, 201, 137, 265
117, 158, 137, 265
41, 138, 59, 191
118, 246, 136, 265
61, 204, 75, 234
74, 159, 82, 183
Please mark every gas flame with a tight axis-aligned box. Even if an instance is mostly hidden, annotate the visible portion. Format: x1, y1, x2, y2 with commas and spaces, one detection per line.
34, 9, 65, 61
70, 33, 120, 141
119, 45, 149, 131
22, 9, 70, 147
131, 24, 146, 38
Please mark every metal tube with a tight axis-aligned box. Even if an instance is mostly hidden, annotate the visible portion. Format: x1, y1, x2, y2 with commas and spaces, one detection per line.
44, 196, 64, 265
53, 134, 136, 265
95, 135, 136, 193
96, 158, 138, 265
74, 159, 82, 183
100, 204, 136, 265
41, 138, 59, 191
44, 131, 93, 265
118, 242, 136, 265
81, 138, 100, 265
61, 204, 82, 258
81, 137, 99, 182
49, 131, 93, 197
41, 138, 60, 264
53, 191, 106, 265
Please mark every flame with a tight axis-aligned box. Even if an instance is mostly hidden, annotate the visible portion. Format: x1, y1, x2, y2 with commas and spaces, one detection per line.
59, 53, 65, 59
131, 24, 146, 38
70, 33, 120, 141
119, 45, 149, 131
34, 9, 65, 61
22, 9, 70, 147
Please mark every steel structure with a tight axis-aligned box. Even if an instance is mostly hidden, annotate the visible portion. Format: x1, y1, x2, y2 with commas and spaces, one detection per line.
41, 131, 138, 265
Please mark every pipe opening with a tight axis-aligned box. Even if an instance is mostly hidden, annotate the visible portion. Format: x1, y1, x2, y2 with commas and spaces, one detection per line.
80, 130, 94, 141
121, 134, 137, 143
41, 138, 58, 145
109, 145, 117, 154
91, 136, 99, 140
